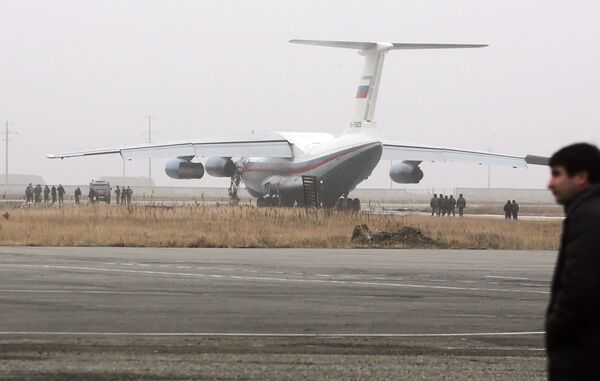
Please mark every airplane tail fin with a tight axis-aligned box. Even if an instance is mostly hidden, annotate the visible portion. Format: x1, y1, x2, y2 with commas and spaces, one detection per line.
290, 40, 487, 136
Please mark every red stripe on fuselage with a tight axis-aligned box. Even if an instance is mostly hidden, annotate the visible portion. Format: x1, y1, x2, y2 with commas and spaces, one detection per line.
243, 142, 380, 174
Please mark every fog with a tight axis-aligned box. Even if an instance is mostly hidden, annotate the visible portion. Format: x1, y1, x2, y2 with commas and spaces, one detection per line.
1, 0, 598, 189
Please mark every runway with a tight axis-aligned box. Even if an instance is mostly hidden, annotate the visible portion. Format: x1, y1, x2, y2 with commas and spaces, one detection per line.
0, 247, 555, 380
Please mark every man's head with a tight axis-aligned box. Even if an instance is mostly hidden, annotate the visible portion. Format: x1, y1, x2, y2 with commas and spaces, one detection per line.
548, 143, 600, 205
459, 194, 463, 197
512, 200, 516, 203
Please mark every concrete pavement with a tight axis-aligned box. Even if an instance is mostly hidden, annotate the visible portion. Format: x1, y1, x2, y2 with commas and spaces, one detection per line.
0, 247, 555, 380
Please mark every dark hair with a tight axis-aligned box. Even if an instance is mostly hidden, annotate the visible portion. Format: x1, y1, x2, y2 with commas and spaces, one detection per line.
549, 143, 600, 184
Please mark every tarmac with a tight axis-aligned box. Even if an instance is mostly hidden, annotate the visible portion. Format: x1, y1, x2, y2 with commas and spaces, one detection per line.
0, 247, 555, 380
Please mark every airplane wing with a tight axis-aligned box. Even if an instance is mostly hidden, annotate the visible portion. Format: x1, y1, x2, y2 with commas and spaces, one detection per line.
47, 133, 293, 160
382, 141, 549, 168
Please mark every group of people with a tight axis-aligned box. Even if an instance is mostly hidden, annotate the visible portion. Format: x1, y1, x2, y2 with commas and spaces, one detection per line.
430, 193, 467, 217
24, 183, 66, 204
503, 200, 520, 220
114, 185, 133, 204
23, 184, 134, 205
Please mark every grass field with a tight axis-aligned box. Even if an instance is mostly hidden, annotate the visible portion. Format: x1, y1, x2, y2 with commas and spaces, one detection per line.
0, 204, 561, 250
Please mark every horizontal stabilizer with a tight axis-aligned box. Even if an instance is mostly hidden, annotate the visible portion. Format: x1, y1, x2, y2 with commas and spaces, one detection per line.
290, 39, 487, 51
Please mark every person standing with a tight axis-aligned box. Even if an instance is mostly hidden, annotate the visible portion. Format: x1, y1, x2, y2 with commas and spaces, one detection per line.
430, 194, 438, 216
545, 143, 600, 380
25, 184, 33, 203
88, 188, 96, 203
115, 186, 121, 204
448, 195, 456, 217
121, 186, 127, 204
442, 195, 449, 216
51, 186, 57, 204
74, 187, 81, 204
126, 187, 132, 204
511, 200, 519, 220
43, 185, 50, 203
436, 194, 443, 216
457, 194, 467, 217
503, 200, 512, 219
57, 184, 65, 204
34, 184, 42, 203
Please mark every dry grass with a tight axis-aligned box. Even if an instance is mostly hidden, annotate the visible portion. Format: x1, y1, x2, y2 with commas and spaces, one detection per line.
0, 204, 561, 250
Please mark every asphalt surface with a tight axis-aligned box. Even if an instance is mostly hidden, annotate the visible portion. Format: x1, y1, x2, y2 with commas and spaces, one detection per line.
0, 247, 555, 380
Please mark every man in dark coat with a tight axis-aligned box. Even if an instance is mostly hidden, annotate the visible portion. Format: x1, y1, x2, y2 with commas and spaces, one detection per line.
511, 200, 519, 220
25, 184, 33, 203
503, 200, 512, 219
456, 194, 467, 217
430, 194, 438, 216
57, 184, 65, 204
43, 185, 50, 203
448, 195, 456, 216
126, 187, 133, 204
545, 143, 600, 380
74, 187, 81, 204
51, 186, 57, 204
34, 184, 42, 203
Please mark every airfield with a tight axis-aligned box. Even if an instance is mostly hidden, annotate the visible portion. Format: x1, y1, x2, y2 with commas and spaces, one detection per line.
0, 246, 552, 380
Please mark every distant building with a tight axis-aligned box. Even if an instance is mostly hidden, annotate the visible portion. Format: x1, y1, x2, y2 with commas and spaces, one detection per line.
0, 174, 45, 185
99, 176, 155, 187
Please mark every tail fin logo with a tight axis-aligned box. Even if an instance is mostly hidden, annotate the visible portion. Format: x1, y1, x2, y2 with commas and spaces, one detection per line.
356, 85, 369, 99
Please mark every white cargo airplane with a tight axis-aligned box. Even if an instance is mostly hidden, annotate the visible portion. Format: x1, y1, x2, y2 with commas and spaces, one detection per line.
48, 39, 548, 208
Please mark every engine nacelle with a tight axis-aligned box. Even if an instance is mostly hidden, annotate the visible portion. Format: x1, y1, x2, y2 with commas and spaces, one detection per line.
263, 175, 304, 195
205, 157, 237, 177
165, 158, 205, 179
389, 161, 424, 184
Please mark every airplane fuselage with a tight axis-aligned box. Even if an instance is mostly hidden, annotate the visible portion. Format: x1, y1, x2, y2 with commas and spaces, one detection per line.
240, 133, 382, 205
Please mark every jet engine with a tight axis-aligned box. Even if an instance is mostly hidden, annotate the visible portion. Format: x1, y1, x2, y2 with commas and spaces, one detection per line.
263, 175, 304, 206
205, 157, 237, 177
389, 161, 424, 184
165, 158, 204, 179
263, 175, 304, 195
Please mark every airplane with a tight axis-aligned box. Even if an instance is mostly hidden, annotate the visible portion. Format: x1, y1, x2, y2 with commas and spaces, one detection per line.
48, 39, 549, 209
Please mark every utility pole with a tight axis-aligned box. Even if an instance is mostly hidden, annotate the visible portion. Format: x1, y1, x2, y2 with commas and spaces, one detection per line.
3, 121, 18, 196
487, 144, 491, 189
487, 134, 495, 189
142, 114, 157, 186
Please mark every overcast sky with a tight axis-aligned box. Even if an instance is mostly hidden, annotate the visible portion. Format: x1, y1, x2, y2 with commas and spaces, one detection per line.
1, 0, 598, 190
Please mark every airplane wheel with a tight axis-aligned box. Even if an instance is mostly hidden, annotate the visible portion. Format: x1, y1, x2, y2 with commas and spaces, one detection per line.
352, 198, 361, 211
281, 197, 294, 207
341, 198, 352, 210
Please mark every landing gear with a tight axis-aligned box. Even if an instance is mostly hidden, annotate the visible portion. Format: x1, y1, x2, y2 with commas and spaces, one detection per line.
352, 198, 361, 211
228, 166, 242, 205
257, 196, 281, 207
335, 197, 361, 212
